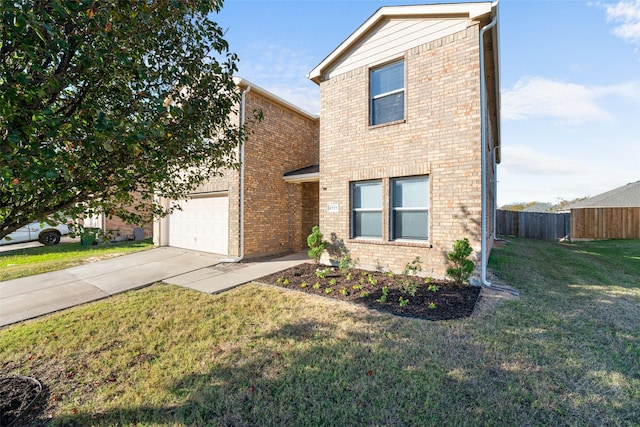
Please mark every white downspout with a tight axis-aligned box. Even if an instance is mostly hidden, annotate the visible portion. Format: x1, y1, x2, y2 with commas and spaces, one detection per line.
479, 14, 497, 287
221, 84, 250, 263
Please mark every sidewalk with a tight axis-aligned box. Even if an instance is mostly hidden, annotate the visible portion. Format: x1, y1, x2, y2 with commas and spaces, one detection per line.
0, 248, 309, 327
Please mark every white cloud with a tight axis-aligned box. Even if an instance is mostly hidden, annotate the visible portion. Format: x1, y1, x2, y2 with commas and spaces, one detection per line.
500, 145, 592, 176
502, 77, 640, 122
236, 42, 320, 114
502, 77, 611, 122
260, 83, 320, 115
605, 0, 640, 44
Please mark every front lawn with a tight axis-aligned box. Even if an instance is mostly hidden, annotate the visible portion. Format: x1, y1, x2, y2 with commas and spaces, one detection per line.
0, 239, 154, 282
0, 238, 638, 425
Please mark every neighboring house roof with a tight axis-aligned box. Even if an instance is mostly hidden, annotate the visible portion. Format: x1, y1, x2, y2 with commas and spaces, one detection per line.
233, 77, 319, 121
567, 181, 640, 209
307, 2, 497, 84
521, 202, 554, 213
282, 164, 320, 183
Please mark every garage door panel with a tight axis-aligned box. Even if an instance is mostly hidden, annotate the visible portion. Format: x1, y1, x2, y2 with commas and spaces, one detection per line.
169, 196, 228, 255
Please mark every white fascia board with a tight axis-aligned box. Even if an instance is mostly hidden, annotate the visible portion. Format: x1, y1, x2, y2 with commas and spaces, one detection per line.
233, 77, 319, 121
282, 172, 320, 183
307, 2, 494, 84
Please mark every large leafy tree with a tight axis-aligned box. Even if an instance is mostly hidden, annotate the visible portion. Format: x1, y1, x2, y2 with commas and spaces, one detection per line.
0, 0, 243, 239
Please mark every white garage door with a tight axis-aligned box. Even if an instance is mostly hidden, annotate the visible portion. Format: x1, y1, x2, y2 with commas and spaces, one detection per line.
169, 195, 229, 255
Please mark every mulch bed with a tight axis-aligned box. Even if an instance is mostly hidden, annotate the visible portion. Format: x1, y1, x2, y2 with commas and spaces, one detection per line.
257, 263, 481, 321
0, 376, 42, 427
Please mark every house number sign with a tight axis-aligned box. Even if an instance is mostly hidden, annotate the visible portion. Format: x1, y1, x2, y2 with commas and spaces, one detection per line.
327, 203, 339, 213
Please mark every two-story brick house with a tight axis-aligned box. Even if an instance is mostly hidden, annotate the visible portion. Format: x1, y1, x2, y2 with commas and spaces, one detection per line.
155, 1, 500, 282
308, 2, 500, 279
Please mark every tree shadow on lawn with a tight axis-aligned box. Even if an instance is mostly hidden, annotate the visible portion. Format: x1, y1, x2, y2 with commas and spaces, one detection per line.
47, 310, 512, 426
48, 287, 637, 427
25, 235, 640, 427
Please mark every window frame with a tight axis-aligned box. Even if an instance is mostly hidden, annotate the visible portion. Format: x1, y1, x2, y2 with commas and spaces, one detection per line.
350, 180, 383, 239
369, 59, 405, 126
390, 176, 429, 241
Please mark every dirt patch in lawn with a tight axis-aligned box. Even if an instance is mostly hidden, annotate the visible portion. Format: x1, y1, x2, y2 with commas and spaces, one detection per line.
0, 376, 42, 426
257, 263, 481, 321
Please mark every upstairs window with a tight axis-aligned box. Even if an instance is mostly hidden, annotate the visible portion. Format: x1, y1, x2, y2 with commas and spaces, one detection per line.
391, 176, 429, 240
351, 181, 382, 239
370, 60, 405, 126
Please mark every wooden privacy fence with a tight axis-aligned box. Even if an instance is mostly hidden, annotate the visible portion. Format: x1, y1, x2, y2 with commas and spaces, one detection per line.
571, 207, 640, 240
496, 210, 570, 241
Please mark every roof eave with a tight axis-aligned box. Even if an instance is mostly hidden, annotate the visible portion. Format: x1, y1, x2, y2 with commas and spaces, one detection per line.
307, 2, 495, 84
282, 172, 320, 183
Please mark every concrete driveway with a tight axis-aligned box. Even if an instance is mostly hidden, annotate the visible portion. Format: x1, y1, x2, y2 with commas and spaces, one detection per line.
0, 247, 309, 327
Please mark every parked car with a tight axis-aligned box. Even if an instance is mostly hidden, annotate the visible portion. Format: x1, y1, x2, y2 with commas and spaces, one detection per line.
0, 221, 70, 246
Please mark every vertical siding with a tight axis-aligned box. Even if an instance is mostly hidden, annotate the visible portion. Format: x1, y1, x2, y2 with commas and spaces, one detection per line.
571, 207, 640, 240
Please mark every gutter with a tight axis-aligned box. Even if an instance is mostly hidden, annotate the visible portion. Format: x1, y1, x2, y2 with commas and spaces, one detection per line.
221, 84, 251, 263
479, 12, 497, 287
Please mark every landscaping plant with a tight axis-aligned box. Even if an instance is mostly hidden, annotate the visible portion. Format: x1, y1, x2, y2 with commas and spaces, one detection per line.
446, 238, 475, 284
307, 225, 328, 263
338, 251, 357, 274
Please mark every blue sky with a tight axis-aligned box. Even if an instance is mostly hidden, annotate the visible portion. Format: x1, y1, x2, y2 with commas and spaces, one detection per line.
217, 0, 640, 205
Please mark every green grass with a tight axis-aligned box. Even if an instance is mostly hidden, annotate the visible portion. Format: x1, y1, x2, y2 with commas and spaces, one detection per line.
0, 239, 154, 281
0, 237, 638, 426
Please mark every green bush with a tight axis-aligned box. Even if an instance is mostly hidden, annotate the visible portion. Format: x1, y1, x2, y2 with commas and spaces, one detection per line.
446, 238, 475, 284
307, 225, 328, 264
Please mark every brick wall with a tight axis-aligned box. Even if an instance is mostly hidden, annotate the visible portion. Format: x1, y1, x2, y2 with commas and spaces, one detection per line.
102, 192, 153, 239
301, 182, 320, 247
318, 26, 486, 277
242, 90, 319, 257
104, 215, 153, 240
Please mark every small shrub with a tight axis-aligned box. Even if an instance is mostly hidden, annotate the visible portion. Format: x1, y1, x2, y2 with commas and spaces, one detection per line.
446, 238, 475, 284
402, 281, 418, 297
312, 282, 321, 290
307, 225, 328, 264
376, 286, 390, 303
329, 278, 337, 286
338, 252, 356, 274
325, 288, 333, 294
315, 268, 329, 279
403, 257, 422, 276
399, 297, 409, 307
339, 288, 348, 296
300, 281, 307, 288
